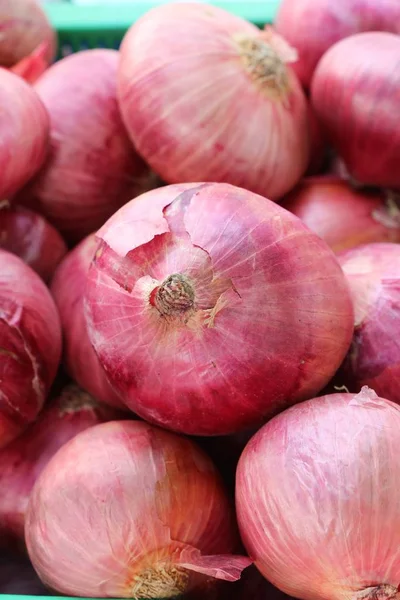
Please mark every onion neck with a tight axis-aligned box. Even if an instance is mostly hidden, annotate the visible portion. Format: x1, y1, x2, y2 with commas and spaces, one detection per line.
151, 273, 195, 319
130, 564, 189, 599
354, 585, 400, 600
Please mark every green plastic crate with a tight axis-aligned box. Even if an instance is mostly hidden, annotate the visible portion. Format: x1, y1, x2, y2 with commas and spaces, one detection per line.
0, 2, 279, 600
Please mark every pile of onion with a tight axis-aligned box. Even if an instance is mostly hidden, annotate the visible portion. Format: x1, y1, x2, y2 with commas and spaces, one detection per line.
236, 387, 400, 600
0, 250, 61, 449
339, 243, 400, 404
283, 178, 400, 252
84, 182, 354, 436
312, 32, 400, 189
118, 3, 310, 199
51, 235, 125, 409
18, 49, 149, 242
26, 420, 251, 598
0, 67, 49, 199
0, 202, 67, 282
275, 0, 400, 89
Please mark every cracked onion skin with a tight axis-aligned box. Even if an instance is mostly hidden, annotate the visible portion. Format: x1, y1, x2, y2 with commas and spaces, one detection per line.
0, 250, 61, 449
85, 182, 354, 436
236, 388, 400, 600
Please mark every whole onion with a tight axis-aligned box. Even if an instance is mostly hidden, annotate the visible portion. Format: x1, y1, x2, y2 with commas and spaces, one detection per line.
236, 387, 400, 600
0, 201, 67, 282
26, 420, 251, 598
275, 0, 400, 89
0, 250, 61, 449
84, 182, 354, 436
311, 32, 400, 189
283, 178, 400, 252
0, 67, 49, 199
51, 235, 125, 409
339, 243, 400, 404
18, 49, 149, 242
118, 3, 310, 200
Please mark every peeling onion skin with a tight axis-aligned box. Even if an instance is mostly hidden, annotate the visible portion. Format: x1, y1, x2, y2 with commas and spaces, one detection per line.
311, 32, 400, 189
17, 49, 149, 243
236, 388, 400, 600
283, 178, 400, 253
0, 68, 49, 200
0, 203, 67, 282
338, 243, 400, 404
118, 3, 310, 200
26, 420, 251, 598
51, 235, 126, 410
85, 182, 354, 436
0, 250, 61, 449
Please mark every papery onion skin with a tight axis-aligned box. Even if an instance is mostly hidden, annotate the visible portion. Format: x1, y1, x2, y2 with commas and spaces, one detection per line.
0, 68, 49, 199
118, 3, 310, 200
0, 250, 61, 449
275, 0, 400, 89
0, 202, 67, 282
26, 420, 251, 598
51, 235, 126, 410
17, 49, 149, 243
311, 32, 400, 189
339, 243, 400, 404
236, 388, 400, 600
0, 384, 123, 543
85, 182, 354, 436
283, 178, 400, 253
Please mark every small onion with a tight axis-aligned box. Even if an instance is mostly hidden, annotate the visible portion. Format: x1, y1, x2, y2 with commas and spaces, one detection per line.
51, 235, 125, 409
0, 67, 49, 199
84, 182, 354, 436
0, 250, 61, 449
283, 178, 400, 252
275, 0, 400, 89
0, 201, 67, 282
339, 243, 400, 404
236, 387, 400, 600
311, 32, 400, 189
26, 420, 251, 598
118, 4, 310, 200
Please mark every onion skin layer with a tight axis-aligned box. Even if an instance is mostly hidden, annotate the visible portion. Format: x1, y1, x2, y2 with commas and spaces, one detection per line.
311, 32, 400, 189
26, 420, 251, 598
236, 388, 400, 600
51, 235, 126, 410
118, 3, 310, 200
0, 250, 61, 449
85, 182, 354, 436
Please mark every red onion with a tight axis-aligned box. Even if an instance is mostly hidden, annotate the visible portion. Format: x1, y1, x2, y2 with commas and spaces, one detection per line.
236, 387, 400, 600
0, 67, 49, 199
283, 178, 400, 252
0, 551, 49, 595
18, 49, 149, 243
339, 243, 400, 403
51, 235, 126, 409
26, 420, 251, 598
118, 4, 310, 200
0, 201, 67, 282
311, 32, 400, 189
84, 182, 354, 436
275, 0, 400, 89
0, 250, 61, 449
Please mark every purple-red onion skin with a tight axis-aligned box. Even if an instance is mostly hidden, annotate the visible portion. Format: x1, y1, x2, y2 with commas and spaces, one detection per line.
311, 32, 400, 189
51, 235, 126, 410
85, 182, 354, 436
275, 0, 400, 89
118, 4, 310, 200
18, 49, 148, 243
0, 250, 61, 449
339, 243, 400, 404
236, 388, 400, 600
0, 203, 67, 282
26, 420, 250, 598
0, 68, 49, 199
